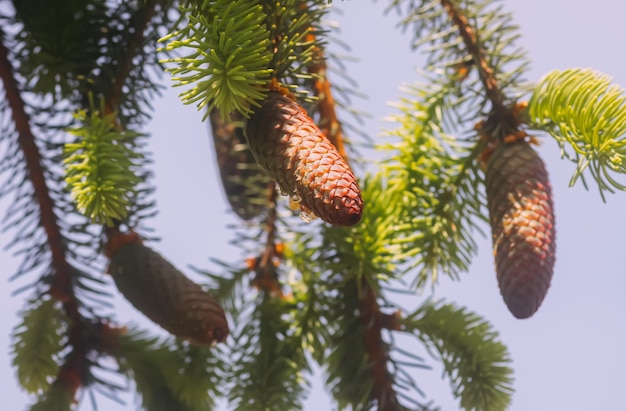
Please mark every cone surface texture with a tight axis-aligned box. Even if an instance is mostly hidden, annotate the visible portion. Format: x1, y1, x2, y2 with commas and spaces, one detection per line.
209, 108, 269, 221
485, 141, 556, 319
109, 242, 229, 344
245, 91, 363, 226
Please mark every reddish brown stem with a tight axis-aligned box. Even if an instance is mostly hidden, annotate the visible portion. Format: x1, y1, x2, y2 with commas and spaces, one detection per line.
0, 33, 75, 307
0, 30, 88, 396
251, 184, 283, 297
106, 0, 158, 113
441, 0, 507, 113
358, 278, 402, 411
307, 40, 349, 161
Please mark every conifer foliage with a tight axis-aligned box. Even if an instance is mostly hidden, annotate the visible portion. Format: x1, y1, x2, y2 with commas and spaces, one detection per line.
1, 1, 626, 410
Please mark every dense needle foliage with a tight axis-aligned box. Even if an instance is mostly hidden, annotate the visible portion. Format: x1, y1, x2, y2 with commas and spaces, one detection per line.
1, 1, 625, 410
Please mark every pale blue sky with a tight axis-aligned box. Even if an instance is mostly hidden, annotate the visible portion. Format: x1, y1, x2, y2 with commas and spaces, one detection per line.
1, 1, 625, 410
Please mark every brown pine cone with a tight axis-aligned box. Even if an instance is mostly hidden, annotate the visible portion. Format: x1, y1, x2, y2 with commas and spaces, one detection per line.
485, 140, 556, 319
108, 234, 229, 345
209, 108, 270, 221
244, 91, 363, 226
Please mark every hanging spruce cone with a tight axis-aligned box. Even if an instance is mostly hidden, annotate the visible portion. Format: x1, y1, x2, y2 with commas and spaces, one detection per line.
107, 232, 229, 345
244, 91, 363, 226
485, 140, 556, 319
209, 108, 270, 220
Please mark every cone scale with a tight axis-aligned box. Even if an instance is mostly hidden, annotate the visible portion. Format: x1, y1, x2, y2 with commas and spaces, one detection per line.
485, 140, 556, 319
244, 91, 363, 226
108, 233, 229, 345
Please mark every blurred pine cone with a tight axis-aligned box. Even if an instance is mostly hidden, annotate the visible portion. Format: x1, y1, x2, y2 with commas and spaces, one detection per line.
108, 234, 229, 345
244, 91, 363, 226
209, 108, 270, 220
485, 140, 556, 319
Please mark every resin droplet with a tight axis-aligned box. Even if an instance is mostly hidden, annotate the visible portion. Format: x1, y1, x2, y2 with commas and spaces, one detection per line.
289, 194, 302, 210
299, 208, 317, 223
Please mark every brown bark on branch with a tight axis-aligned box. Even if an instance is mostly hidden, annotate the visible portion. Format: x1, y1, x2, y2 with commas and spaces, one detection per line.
106, 0, 158, 113
0, 29, 88, 397
358, 278, 403, 411
307, 41, 349, 161
249, 185, 285, 297
441, 0, 507, 112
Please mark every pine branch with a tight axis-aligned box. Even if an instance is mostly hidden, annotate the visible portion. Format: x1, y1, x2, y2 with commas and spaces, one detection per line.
108, 329, 199, 411
357, 279, 404, 411
403, 301, 514, 411
441, 0, 506, 111
228, 294, 310, 411
12, 298, 68, 394
0, 29, 88, 400
0, 30, 71, 306
246, 186, 285, 296
307, 39, 349, 161
29, 378, 74, 411
106, 0, 159, 113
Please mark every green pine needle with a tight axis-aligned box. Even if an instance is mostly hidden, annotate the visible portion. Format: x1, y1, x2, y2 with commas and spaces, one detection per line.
228, 294, 310, 411
64, 103, 143, 226
403, 301, 514, 411
113, 329, 215, 411
528, 68, 626, 198
161, 0, 273, 118
11, 298, 67, 395
382, 85, 485, 288
324, 281, 375, 411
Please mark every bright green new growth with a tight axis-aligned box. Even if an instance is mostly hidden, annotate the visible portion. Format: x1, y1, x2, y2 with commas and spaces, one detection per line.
529, 68, 626, 198
11, 298, 67, 395
161, 0, 273, 119
64, 101, 143, 226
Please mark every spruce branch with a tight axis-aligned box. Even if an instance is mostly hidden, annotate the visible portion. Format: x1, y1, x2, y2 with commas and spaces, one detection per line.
250, 185, 284, 296
106, 0, 159, 113
262, 0, 327, 84
393, 0, 529, 126
528, 68, 626, 198
358, 279, 403, 411
307, 38, 349, 161
0, 30, 74, 306
0, 30, 90, 399
402, 301, 514, 411
383, 86, 485, 287
11, 298, 68, 395
228, 294, 310, 411
324, 276, 423, 411
440, 0, 506, 112
109, 329, 207, 411
29, 378, 74, 411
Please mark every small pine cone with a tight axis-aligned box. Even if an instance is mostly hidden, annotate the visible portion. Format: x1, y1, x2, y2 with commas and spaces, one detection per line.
244, 91, 363, 226
209, 108, 270, 220
108, 238, 229, 345
485, 140, 556, 319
